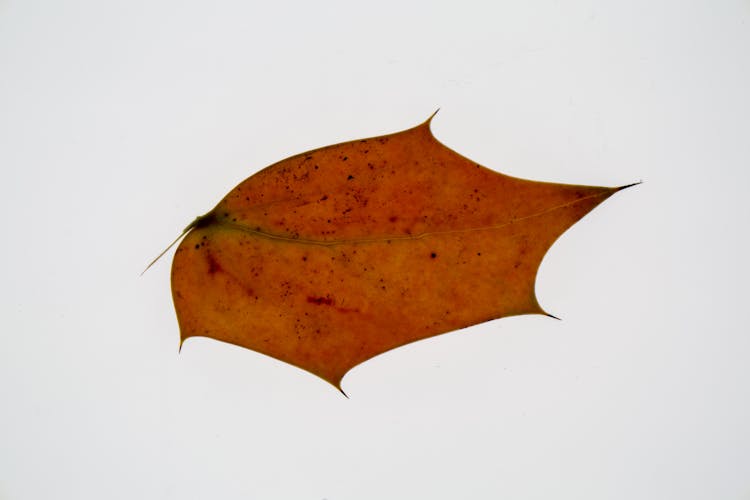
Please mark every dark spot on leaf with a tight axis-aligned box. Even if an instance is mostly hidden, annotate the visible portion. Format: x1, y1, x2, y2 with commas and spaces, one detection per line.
207, 253, 223, 275
347, 174, 354, 180
194, 212, 218, 229
430, 252, 437, 259
307, 296, 333, 306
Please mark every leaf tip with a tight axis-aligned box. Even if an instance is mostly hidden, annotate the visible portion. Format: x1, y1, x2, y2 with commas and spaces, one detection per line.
418, 109, 440, 129
413, 109, 441, 140
616, 180, 643, 192
331, 379, 349, 398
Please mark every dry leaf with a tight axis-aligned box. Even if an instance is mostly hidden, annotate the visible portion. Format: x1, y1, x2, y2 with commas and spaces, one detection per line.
167, 114, 633, 392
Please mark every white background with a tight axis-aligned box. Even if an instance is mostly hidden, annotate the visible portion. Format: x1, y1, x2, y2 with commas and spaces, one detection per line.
2, 1, 749, 498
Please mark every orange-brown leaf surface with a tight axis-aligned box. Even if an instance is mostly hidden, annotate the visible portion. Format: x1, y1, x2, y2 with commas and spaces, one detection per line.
171, 114, 631, 391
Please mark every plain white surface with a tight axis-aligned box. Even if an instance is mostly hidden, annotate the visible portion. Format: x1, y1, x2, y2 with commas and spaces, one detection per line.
2, 0, 749, 498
